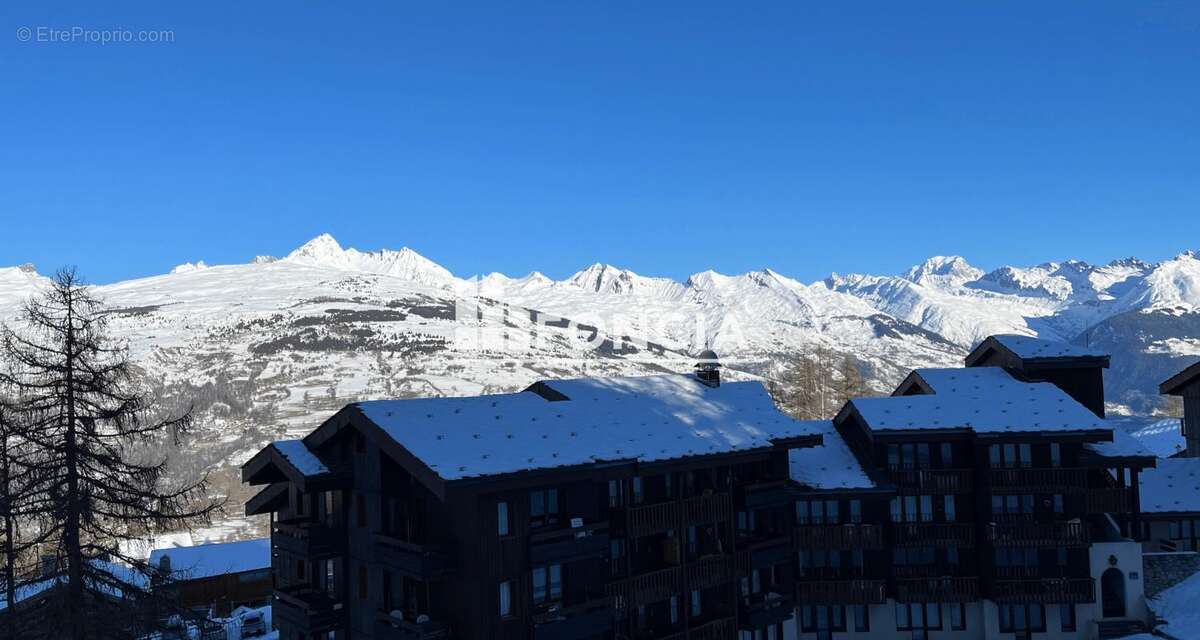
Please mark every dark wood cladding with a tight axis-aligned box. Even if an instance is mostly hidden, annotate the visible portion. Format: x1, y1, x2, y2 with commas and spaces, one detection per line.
375, 612, 451, 639
990, 578, 1095, 604
891, 522, 975, 548
794, 524, 883, 549
985, 521, 1090, 547
889, 468, 974, 493
987, 467, 1090, 492
1085, 488, 1135, 514
654, 616, 736, 640
273, 520, 343, 558
620, 492, 733, 538
375, 533, 454, 577
892, 577, 980, 602
531, 598, 613, 640
273, 585, 344, 632
528, 522, 609, 566
796, 580, 887, 605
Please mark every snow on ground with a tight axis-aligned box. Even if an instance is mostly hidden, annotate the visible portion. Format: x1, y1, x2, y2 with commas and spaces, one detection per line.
1127, 569, 1200, 640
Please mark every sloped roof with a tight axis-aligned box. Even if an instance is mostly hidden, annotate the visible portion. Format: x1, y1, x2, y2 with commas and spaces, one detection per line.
274, 440, 329, 476
787, 420, 875, 490
850, 367, 1107, 434
354, 374, 818, 481
149, 539, 271, 581
1161, 361, 1200, 395
965, 334, 1109, 367
1108, 416, 1186, 458
1139, 458, 1200, 514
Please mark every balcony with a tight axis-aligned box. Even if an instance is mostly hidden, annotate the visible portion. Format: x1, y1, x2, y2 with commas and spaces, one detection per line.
987, 467, 1089, 492
990, 578, 1095, 604
606, 565, 682, 604
892, 577, 979, 602
1086, 488, 1135, 514
375, 533, 454, 577
796, 579, 887, 605
273, 586, 343, 633
375, 612, 450, 640
795, 523, 883, 550
530, 522, 610, 566
889, 468, 973, 494
621, 493, 733, 538
532, 598, 613, 640
741, 536, 793, 570
891, 522, 975, 548
739, 481, 794, 510
657, 617, 736, 640
687, 554, 738, 591
985, 521, 1090, 547
273, 520, 343, 558
739, 592, 795, 629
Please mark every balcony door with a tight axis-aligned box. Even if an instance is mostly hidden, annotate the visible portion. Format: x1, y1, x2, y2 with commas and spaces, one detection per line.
1101, 568, 1126, 618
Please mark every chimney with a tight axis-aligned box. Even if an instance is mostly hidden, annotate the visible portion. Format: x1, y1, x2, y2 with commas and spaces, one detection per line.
695, 349, 721, 387
158, 554, 172, 575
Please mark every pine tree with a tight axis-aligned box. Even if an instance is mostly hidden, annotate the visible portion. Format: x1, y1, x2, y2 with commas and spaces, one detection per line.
0, 268, 223, 639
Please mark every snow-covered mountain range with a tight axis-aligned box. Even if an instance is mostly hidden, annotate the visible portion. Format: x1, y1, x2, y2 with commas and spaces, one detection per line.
2, 234, 1198, 540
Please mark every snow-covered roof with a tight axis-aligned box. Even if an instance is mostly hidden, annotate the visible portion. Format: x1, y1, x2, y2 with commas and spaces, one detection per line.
356, 374, 817, 481
787, 420, 875, 491
853, 367, 1107, 434
988, 334, 1107, 360
1139, 458, 1200, 514
1143, 564, 1200, 639
273, 440, 329, 476
148, 538, 272, 581
1108, 416, 1185, 458
0, 560, 148, 611
1083, 425, 1155, 459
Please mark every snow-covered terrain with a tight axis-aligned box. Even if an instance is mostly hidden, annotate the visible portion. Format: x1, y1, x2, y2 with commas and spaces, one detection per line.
2, 234, 1198, 542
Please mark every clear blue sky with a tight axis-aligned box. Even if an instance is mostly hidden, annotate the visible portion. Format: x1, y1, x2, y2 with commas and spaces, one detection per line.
2, 1, 1198, 283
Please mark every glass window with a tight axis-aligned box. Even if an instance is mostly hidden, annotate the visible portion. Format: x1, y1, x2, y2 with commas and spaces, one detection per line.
632, 477, 644, 504
917, 443, 931, 469
1050, 443, 1062, 467
853, 604, 869, 632
670, 595, 679, 625
825, 500, 839, 524
499, 580, 512, 617
796, 500, 810, 524
690, 589, 701, 617
1019, 444, 1032, 467
532, 563, 562, 605
940, 442, 953, 468
530, 489, 558, 528
497, 501, 509, 536
896, 603, 911, 630
608, 479, 623, 507
850, 499, 862, 523
989, 445, 1001, 467
944, 495, 956, 522
1059, 604, 1075, 631
888, 444, 901, 469
949, 603, 965, 630
919, 495, 933, 522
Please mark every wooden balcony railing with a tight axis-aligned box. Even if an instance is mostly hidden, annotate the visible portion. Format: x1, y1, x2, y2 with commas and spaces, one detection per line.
891, 522, 975, 548
273, 586, 343, 633
987, 467, 1089, 492
686, 554, 738, 591
985, 521, 1090, 547
623, 493, 733, 538
273, 521, 344, 558
795, 524, 883, 550
892, 577, 979, 603
796, 580, 887, 605
375, 533, 454, 577
1085, 488, 1135, 514
990, 578, 1095, 604
889, 468, 974, 493
686, 616, 736, 640
606, 565, 683, 605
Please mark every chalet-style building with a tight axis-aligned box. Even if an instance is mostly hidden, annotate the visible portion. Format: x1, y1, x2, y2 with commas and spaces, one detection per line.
1135, 362, 1200, 561
149, 539, 273, 617
244, 335, 1166, 640
1159, 361, 1200, 457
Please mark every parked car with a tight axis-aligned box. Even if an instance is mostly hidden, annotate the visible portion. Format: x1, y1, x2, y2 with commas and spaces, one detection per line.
238, 609, 266, 637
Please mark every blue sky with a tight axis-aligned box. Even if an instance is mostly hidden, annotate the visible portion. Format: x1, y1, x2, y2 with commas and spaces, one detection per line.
2, 1, 1199, 284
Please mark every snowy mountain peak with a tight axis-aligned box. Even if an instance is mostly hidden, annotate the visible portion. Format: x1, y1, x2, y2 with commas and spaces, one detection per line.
566, 263, 638, 293
284, 233, 345, 264
170, 261, 208, 274
280, 234, 454, 289
16, 263, 38, 275
902, 256, 982, 287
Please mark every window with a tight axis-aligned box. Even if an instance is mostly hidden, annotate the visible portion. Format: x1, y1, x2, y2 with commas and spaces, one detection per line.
323, 558, 339, 599
669, 595, 679, 625
999, 604, 1046, 633
690, 589, 701, 618
940, 442, 953, 468
991, 443, 1032, 468
992, 494, 1034, 518
893, 546, 936, 566
888, 443, 932, 470
948, 602, 965, 630
946, 546, 959, 566
498, 580, 512, 617
896, 602, 941, 632
1059, 603, 1076, 631
852, 604, 870, 632
1050, 443, 1062, 467
1168, 519, 1200, 551
608, 480, 624, 508
892, 495, 935, 522
796, 499, 839, 525
531, 564, 563, 605
849, 499, 862, 523
610, 539, 625, 575
358, 564, 368, 600
943, 495, 956, 522
1052, 494, 1064, 515
497, 501, 510, 536
801, 606, 847, 633
530, 488, 559, 528
632, 476, 644, 504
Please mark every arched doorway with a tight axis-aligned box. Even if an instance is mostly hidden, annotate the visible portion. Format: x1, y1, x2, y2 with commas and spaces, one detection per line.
1101, 568, 1126, 618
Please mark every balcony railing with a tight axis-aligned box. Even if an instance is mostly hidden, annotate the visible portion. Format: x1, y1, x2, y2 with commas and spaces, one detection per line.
795, 524, 883, 550
273, 586, 343, 633
1086, 488, 1135, 514
889, 468, 974, 493
892, 577, 979, 602
375, 533, 454, 577
742, 536, 793, 569
987, 467, 1089, 492
687, 554, 738, 591
606, 565, 683, 604
532, 598, 613, 640
273, 521, 344, 558
530, 522, 610, 566
796, 579, 887, 605
985, 521, 1090, 547
740, 592, 795, 628
623, 493, 733, 538
990, 578, 1095, 604
891, 522, 975, 548
375, 612, 450, 640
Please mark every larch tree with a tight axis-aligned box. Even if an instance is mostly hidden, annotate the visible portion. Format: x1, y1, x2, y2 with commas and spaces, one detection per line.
0, 268, 223, 639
